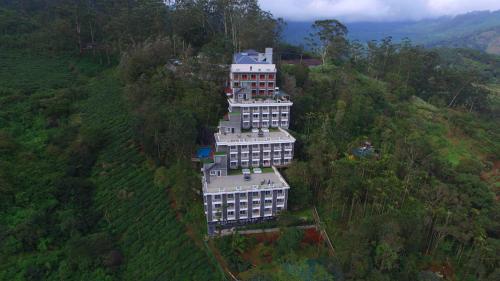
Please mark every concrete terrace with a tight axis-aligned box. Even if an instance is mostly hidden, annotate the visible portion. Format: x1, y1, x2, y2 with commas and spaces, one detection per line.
215, 127, 295, 145
203, 166, 289, 194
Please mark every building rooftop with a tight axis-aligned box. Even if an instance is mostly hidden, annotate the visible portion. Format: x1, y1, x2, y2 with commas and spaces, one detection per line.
230, 63, 276, 73
215, 128, 295, 145
233, 49, 272, 65
203, 166, 289, 194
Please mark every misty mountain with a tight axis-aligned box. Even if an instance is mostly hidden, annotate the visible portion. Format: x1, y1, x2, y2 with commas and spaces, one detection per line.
283, 10, 500, 54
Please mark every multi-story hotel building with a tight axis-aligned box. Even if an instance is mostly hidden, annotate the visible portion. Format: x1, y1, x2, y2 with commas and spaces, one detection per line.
202, 48, 295, 235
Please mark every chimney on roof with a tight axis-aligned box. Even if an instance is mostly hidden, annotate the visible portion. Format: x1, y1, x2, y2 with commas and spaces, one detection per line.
265, 48, 273, 64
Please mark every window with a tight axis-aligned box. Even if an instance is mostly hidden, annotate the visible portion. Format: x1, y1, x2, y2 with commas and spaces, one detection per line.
259, 90, 265, 95
259, 74, 266, 80
230, 145, 237, 150
252, 144, 259, 149
210, 170, 217, 176
242, 74, 248, 80
228, 211, 234, 216
214, 203, 221, 208
269, 74, 275, 79
277, 190, 284, 196
251, 82, 257, 88
259, 82, 266, 87
240, 202, 247, 207
233, 74, 240, 80
272, 113, 278, 118
240, 210, 247, 215
253, 200, 260, 205
214, 195, 221, 200
253, 209, 260, 214
227, 194, 234, 200
281, 113, 288, 118
277, 207, 283, 211
277, 198, 284, 203
268, 82, 274, 88
265, 191, 272, 196
241, 145, 248, 150
228, 203, 234, 208
268, 90, 274, 95
252, 192, 259, 197
242, 152, 249, 158
281, 121, 288, 126
233, 82, 240, 87
262, 113, 268, 119
265, 199, 272, 204
250, 74, 256, 80
253, 113, 259, 118
240, 193, 247, 198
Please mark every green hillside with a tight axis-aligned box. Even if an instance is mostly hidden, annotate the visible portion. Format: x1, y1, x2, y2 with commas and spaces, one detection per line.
0, 49, 222, 280
1, 1, 499, 281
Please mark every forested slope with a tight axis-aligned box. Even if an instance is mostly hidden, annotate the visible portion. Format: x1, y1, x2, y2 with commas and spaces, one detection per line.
80, 72, 223, 280
0, 49, 222, 280
281, 34, 499, 280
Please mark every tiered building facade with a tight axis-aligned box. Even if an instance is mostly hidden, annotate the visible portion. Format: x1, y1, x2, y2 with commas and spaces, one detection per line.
202, 48, 295, 235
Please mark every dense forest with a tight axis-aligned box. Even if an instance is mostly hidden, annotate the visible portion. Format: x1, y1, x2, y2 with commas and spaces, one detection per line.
0, 1, 498, 281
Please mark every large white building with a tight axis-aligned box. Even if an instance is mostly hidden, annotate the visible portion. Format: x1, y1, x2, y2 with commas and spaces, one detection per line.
202, 48, 295, 235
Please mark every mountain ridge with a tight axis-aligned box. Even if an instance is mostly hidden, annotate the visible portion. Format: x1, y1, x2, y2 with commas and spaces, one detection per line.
283, 10, 500, 54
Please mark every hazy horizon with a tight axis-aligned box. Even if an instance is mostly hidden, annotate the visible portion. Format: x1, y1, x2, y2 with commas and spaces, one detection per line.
258, 0, 500, 22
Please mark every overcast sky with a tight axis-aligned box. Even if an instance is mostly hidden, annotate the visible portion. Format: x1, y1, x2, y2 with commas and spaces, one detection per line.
258, 0, 500, 22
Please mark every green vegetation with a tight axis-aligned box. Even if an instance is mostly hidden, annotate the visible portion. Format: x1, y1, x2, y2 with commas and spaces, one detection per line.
218, 228, 334, 281
0, 47, 222, 280
1, 1, 499, 281
281, 20, 499, 280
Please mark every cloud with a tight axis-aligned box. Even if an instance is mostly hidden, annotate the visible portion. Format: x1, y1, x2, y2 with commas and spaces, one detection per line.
258, 0, 500, 22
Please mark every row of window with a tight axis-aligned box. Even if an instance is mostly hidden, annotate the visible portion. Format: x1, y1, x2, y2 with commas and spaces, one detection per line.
244, 112, 288, 119
230, 158, 291, 168
233, 73, 275, 80
229, 144, 293, 150
233, 82, 274, 88
210, 190, 284, 201
232, 151, 293, 159
212, 198, 285, 209
242, 120, 288, 128
210, 207, 284, 220
241, 106, 289, 113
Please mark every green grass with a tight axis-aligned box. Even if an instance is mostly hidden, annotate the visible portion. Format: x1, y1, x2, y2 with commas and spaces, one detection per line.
228, 169, 243, 175
261, 167, 274, 173
79, 71, 223, 280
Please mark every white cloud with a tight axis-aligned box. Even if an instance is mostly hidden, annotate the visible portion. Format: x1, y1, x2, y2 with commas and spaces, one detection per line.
258, 0, 500, 22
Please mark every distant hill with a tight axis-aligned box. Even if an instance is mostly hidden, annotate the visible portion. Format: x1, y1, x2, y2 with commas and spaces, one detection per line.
283, 10, 500, 55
